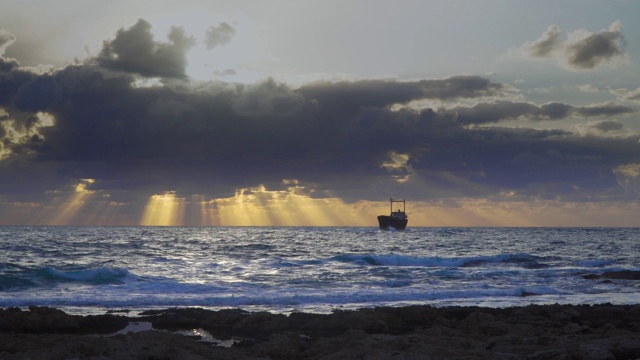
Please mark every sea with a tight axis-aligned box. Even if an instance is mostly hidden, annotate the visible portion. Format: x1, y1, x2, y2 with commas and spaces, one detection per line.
1, 226, 639, 315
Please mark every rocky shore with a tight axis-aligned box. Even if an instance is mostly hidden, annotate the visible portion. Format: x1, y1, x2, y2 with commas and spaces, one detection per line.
1, 301, 640, 359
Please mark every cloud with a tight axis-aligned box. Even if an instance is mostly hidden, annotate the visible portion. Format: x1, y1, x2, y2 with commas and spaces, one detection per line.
613, 163, 640, 194
232, 78, 304, 117
587, 119, 623, 133
522, 25, 562, 58
449, 100, 634, 124
565, 21, 627, 70
96, 19, 196, 78
380, 151, 413, 183
13, 75, 62, 111
299, 75, 512, 113
1, 19, 639, 220
0, 30, 16, 55
0, 30, 19, 73
516, 21, 628, 70
0, 57, 19, 73
577, 84, 599, 93
0, 71, 498, 189
0, 67, 38, 109
573, 101, 634, 117
215, 69, 237, 76
205, 23, 235, 50
0, 61, 637, 207
623, 87, 640, 102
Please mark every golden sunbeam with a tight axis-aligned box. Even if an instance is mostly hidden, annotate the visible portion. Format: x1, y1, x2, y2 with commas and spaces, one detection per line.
49, 179, 96, 225
140, 191, 186, 226
209, 182, 372, 226
24, 177, 637, 227
191, 195, 212, 226
81, 197, 133, 226
318, 191, 370, 226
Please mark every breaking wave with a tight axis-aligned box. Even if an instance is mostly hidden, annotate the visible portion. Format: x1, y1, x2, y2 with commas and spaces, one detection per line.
42, 266, 132, 285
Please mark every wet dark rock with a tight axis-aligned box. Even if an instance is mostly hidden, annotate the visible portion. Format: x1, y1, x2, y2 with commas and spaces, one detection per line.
0, 306, 128, 334
2, 304, 640, 359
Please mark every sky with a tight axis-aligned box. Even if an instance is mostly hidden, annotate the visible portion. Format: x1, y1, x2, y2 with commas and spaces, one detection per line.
1, 0, 639, 227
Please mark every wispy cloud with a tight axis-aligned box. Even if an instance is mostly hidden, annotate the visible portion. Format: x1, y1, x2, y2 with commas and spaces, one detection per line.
205, 23, 235, 50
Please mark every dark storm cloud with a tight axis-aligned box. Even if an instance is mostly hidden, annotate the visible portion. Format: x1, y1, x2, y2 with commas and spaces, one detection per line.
0, 67, 37, 108
299, 75, 511, 112
0, 57, 19, 73
232, 78, 304, 117
205, 23, 235, 50
1, 61, 639, 203
13, 75, 62, 111
518, 21, 628, 70
0, 69, 515, 196
96, 19, 196, 78
0, 19, 639, 205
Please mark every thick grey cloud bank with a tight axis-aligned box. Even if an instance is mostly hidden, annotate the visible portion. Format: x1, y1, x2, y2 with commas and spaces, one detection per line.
0, 19, 639, 206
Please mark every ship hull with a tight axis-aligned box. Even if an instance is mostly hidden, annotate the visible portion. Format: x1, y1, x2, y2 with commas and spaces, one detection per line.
377, 215, 408, 231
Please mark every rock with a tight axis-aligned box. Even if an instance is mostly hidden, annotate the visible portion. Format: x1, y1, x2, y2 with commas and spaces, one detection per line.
562, 322, 590, 334
613, 337, 640, 359
3, 304, 640, 359
0, 306, 80, 333
571, 342, 615, 360
528, 348, 570, 360
254, 332, 309, 358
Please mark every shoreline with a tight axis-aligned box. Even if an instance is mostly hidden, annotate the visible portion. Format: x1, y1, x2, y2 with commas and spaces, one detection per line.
2, 303, 640, 359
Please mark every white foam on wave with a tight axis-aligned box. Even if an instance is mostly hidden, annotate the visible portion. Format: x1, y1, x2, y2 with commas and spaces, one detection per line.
0, 283, 562, 312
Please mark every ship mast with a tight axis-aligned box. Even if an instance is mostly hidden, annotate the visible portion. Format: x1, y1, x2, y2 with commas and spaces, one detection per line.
390, 198, 405, 213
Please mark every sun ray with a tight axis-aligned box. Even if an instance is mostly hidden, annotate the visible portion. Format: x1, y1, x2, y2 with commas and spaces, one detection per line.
49, 179, 96, 225
140, 191, 186, 226
204, 182, 375, 226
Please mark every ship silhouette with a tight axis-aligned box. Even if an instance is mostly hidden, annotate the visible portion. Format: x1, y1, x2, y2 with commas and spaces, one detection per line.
377, 198, 408, 231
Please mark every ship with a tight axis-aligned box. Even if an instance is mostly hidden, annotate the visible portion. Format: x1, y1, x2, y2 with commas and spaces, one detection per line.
377, 198, 408, 231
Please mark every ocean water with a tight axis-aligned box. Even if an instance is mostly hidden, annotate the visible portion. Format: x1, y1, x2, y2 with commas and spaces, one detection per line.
1, 226, 639, 315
